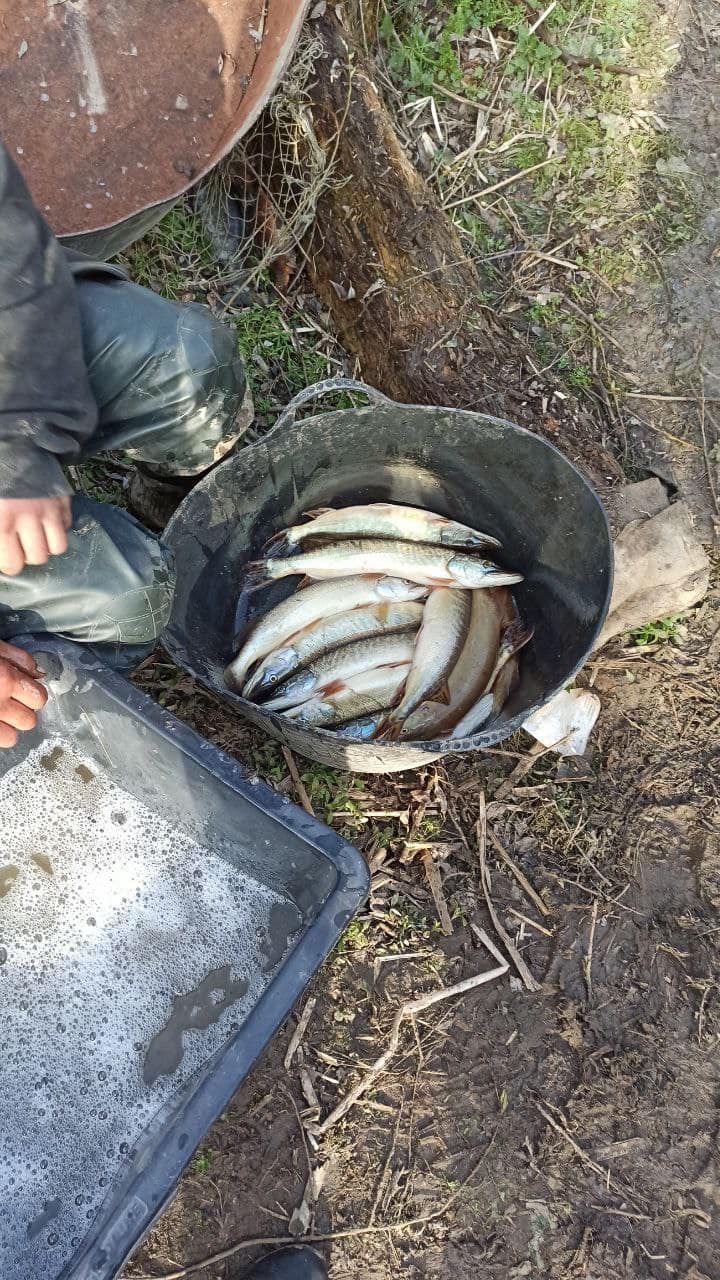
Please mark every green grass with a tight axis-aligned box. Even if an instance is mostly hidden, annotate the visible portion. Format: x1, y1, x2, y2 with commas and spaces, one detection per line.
380, 0, 699, 389
627, 614, 686, 646
233, 303, 330, 428
121, 204, 216, 300
191, 1149, 214, 1175
335, 916, 372, 960
382, 0, 654, 97
122, 210, 337, 433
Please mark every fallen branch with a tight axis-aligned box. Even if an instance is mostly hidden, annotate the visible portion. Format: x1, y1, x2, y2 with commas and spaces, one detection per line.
583, 899, 599, 1002
444, 156, 557, 209
623, 391, 720, 403
476, 795, 541, 993
493, 741, 550, 800
142, 1139, 497, 1279
558, 51, 646, 76
310, 928, 508, 1136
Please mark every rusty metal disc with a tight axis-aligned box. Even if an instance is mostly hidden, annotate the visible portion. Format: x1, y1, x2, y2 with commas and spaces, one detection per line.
0, 0, 308, 237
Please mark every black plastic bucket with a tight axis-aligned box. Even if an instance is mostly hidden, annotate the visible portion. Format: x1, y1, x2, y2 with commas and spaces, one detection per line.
163, 380, 613, 774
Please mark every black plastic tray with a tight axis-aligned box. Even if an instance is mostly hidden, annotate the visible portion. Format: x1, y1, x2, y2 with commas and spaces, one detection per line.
0, 637, 369, 1280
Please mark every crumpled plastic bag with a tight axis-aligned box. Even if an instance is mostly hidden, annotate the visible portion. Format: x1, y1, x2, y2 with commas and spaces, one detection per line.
522, 687, 601, 757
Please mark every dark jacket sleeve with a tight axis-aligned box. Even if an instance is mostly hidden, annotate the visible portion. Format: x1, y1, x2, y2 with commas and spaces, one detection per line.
0, 143, 98, 499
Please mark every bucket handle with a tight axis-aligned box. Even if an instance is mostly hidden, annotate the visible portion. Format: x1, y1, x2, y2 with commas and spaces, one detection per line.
272, 377, 394, 434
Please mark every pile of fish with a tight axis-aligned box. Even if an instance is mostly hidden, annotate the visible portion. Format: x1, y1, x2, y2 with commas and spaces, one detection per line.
224, 503, 532, 742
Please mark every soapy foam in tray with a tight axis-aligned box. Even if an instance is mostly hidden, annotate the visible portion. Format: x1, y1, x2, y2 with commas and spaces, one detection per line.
0, 740, 299, 1280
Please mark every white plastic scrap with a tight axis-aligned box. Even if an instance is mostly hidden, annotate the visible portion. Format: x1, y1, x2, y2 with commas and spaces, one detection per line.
522, 687, 601, 757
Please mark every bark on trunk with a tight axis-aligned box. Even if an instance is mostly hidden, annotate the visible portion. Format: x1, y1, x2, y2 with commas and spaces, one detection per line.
306, 8, 520, 417
304, 6, 624, 486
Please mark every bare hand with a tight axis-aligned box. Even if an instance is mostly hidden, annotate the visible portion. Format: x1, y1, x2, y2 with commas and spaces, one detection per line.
0, 495, 72, 576
0, 640, 47, 748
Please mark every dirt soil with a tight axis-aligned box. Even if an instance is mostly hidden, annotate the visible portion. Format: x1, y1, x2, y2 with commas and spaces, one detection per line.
124, 6, 720, 1279
611, 0, 720, 542
126, 574, 719, 1280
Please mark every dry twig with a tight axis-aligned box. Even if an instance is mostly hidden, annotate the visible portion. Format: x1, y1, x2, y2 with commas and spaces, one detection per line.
583, 899, 599, 1002
493, 742, 552, 800
281, 746, 315, 816
507, 908, 554, 938
487, 828, 550, 918
535, 1102, 646, 1209
284, 996, 318, 1071
476, 797, 541, 993
311, 929, 508, 1136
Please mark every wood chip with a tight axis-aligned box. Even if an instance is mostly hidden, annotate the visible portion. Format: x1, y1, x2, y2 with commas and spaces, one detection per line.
422, 851, 454, 935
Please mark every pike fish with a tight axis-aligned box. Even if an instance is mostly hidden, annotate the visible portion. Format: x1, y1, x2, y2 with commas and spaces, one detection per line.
451, 657, 519, 738
243, 599, 423, 699
449, 621, 533, 738
398, 588, 510, 741
378, 588, 471, 737
267, 502, 501, 552
225, 575, 427, 690
252, 539, 523, 590
283, 663, 410, 728
261, 633, 416, 712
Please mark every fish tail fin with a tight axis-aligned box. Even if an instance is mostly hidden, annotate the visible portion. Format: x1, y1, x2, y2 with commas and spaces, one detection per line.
372, 712, 401, 741
303, 506, 333, 520
504, 620, 534, 655
244, 559, 269, 588
262, 528, 292, 555
224, 661, 246, 693
296, 574, 315, 590
435, 680, 452, 705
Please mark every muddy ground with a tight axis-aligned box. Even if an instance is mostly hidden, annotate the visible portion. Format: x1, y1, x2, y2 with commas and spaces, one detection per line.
126, 573, 719, 1280
124, 3, 719, 1279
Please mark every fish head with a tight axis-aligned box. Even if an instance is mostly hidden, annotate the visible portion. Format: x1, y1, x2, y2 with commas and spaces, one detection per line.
335, 715, 381, 740
243, 646, 298, 696
376, 577, 428, 601
439, 529, 502, 551
447, 556, 524, 589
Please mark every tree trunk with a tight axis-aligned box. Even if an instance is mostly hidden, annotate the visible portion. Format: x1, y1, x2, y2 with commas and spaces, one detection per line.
304, 6, 623, 486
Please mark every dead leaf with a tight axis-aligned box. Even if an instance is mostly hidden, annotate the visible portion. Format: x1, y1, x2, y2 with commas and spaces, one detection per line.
362, 279, 386, 302
655, 155, 693, 178
310, 0, 327, 15
288, 1164, 328, 1236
